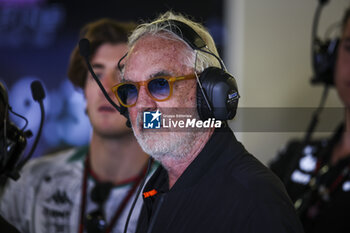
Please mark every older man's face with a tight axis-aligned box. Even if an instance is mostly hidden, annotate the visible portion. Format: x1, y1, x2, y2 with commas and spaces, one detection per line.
122, 35, 199, 160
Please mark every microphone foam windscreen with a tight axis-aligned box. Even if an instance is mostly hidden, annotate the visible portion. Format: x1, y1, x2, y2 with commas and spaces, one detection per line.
79, 38, 90, 58
31, 81, 45, 102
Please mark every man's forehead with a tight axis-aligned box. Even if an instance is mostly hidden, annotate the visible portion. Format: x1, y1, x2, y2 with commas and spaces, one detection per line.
130, 34, 189, 57
135, 33, 181, 45
123, 35, 191, 81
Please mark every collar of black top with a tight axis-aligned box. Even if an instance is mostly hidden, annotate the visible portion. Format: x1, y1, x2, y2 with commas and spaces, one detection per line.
142, 126, 243, 195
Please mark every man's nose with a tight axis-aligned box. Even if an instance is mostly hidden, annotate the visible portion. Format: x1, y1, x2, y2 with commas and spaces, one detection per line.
136, 86, 157, 110
101, 72, 117, 95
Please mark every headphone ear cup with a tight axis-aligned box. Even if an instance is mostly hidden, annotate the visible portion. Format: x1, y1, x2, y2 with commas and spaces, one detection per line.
312, 38, 339, 85
196, 81, 213, 121
197, 67, 239, 121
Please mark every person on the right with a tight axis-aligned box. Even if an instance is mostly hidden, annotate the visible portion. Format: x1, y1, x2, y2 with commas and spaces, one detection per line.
270, 7, 350, 233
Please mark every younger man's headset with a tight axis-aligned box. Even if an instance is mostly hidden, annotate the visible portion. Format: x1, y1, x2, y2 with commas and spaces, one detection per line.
79, 19, 240, 125
0, 82, 27, 180
0, 81, 45, 181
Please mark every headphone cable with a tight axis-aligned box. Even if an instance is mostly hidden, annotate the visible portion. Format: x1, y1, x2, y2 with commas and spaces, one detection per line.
123, 157, 153, 233
304, 84, 329, 144
311, 0, 328, 75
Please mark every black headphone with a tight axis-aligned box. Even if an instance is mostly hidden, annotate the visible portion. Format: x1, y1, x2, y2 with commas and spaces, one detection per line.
0, 80, 45, 181
0, 82, 27, 180
311, 0, 339, 85
312, 38, 339, 85
163, 20, 240, 121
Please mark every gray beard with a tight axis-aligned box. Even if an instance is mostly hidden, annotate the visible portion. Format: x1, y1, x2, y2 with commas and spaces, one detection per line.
132, 113, 200, 162
135, 130, 199, 162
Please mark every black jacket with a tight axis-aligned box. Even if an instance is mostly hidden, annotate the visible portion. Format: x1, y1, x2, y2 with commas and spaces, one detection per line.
136, 127, 303, 233
270, 124, 350, 233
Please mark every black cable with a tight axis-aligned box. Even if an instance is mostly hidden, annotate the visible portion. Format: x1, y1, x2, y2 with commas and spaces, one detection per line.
311, 1, 329, 74
118, 52, 128, 73
306, 0, 331, 143
2, 103, 8, 168
79, 38, 131, 127
84, 56, 123, 113
8, 107, 28, 131
17, 100, 44, 170
198, 48, 225, 71
123, 157, 153, 233
79, 39, 124, 114
304, 85, 329, 144
311, 4, 322, 71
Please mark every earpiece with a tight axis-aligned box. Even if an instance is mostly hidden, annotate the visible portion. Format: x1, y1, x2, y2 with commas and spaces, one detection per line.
196, 67, 239, 120
163, 20, 239, 120
311, 38, 339, 85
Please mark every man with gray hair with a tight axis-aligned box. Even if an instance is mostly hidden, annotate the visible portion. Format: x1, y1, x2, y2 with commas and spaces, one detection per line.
113, 12, 303, 233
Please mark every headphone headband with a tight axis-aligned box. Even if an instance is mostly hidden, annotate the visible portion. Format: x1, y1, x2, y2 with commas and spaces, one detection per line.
163, 20, 207, 50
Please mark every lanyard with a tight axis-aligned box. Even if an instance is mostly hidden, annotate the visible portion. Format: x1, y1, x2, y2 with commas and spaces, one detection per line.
78, 155, 146, 233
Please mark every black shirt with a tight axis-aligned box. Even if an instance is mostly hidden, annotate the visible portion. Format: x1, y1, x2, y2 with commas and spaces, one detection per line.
136, 127, 303, 233
270, 124, 350, 233
0, 215, 19, 233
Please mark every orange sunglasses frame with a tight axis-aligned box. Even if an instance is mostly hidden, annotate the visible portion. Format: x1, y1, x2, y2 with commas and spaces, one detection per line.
112, 73, 196, 107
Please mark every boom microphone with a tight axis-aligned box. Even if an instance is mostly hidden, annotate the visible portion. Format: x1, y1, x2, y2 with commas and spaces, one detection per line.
0, 82, 28, 180
79, 38, 124, 114
78, 38, 130, 127
31, 80, 46, 102
0, 82, 27, 180
79, 38, 91, 59
0, 80, 46, 180
78, 38, 151, 233
17, 81, 46, 171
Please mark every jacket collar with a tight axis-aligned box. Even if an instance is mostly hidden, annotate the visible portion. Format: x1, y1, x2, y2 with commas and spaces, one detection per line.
142, 126, 243, 196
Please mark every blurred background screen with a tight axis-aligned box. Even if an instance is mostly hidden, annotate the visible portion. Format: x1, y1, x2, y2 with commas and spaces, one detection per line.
0, 0, 224, 158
